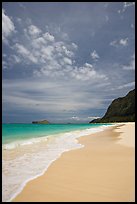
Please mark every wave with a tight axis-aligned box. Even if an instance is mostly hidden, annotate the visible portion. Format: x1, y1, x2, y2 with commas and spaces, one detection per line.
2, 124, 115, 202
2, 124, 112, 150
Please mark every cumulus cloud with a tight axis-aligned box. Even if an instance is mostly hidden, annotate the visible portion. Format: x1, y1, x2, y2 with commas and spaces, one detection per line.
71, 63, 107, 81
11, 25, 76, 75
119, 38, 128, 46
63, 57, 72, 65
28, 25, 41, 38
110, 38, 128, 47
90, 50, 100, 61
41, 45, 54, 60
123, 53, 135, 70
2, 9, 15, 43
14, 43, 38, 63
43, 32, 55, 42
31, 37, 47, 49
10, 22, 107, 82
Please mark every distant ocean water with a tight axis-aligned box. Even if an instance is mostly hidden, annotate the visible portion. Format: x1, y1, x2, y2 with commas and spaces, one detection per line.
2, 123, 114, 202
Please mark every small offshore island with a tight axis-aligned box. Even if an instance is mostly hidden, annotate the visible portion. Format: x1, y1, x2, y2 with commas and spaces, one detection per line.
32, 120, 50, 124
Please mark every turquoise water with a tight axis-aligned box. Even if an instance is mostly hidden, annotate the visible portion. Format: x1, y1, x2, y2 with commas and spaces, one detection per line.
2, 123, 110, 144
2, 122, 113, 202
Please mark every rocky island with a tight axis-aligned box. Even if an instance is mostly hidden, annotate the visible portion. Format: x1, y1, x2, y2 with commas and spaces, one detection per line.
32, 120, 50, 124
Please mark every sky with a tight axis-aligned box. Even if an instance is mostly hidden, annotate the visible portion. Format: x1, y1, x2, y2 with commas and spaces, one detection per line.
2, 2, 135, 123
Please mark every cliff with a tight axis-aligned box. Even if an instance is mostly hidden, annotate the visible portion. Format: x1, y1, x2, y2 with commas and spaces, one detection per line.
90, 89, 135, 123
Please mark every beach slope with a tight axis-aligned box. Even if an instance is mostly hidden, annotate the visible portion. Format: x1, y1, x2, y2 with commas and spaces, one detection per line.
13, 123, 135, 202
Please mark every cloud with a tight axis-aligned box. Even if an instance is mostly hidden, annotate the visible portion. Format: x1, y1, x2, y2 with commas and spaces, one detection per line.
2, 78, 107, 117
110, 40, 117, 47
43, 32, 55, 42
2, 3, 135, 123
71, 43, 78, 50
28, 25, 41, 38
14, 43, 38, 63
117, 81, 135, 90
110, 81, 135, 91
123, 2, 135, 12
41, 45, 54, 60
63, 57, 72, 65
2, 9, 15, 43
71, 63, 107, 81
90, 50, 100, 61
31, 36, 47, 49
123, 53, 135, 70
7, 55, 22, 67
110, 38, 128, 47
117, 10, 121, 14
16, 17, 22, 24
24, 25, 42, 39
12, 55, 21, 63
71, 116, 80, 121
87, 116, 100, 119
118, 2, 135, 13
2, 61, 8, 69
11, 25, 76, 75
69, 116, 100, 122
9, 22, 107, 82
119, 38, 128, 46
15, 43, 30, 55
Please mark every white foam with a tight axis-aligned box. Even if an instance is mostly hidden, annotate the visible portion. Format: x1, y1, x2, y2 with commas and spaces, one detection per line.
3, 136, 49, 150
2, 125, 112, 202
3, 124, 115, 151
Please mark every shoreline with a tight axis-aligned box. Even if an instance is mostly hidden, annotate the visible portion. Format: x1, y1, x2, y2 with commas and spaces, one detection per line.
12, 123, 134, 201
3, 123, 112, 202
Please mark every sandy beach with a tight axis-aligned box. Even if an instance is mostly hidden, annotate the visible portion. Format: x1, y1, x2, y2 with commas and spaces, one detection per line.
13, 122, 135, 202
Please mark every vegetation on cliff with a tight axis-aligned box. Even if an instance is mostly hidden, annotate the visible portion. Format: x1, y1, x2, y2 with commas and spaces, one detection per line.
90, 89, 135, 123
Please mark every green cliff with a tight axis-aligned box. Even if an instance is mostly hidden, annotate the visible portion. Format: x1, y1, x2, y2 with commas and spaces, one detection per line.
90, 89, 135, 123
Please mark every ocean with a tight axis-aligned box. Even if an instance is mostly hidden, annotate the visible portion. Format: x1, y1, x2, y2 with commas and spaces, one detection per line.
2, 123, 113, 202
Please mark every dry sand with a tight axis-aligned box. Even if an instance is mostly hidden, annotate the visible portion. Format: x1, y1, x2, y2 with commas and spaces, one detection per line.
13, 123, 135, 202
